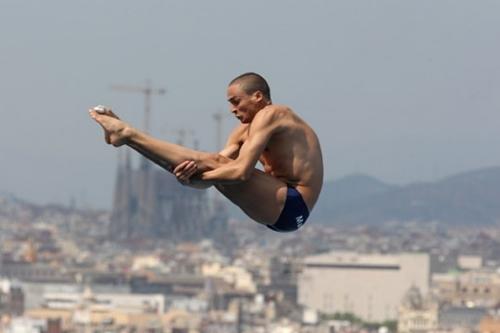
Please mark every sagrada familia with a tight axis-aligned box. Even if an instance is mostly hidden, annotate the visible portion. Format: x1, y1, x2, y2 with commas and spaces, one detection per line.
109, 149, 229, 242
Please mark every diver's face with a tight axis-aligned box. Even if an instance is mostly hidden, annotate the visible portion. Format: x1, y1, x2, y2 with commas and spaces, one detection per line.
226, 84, 262, 123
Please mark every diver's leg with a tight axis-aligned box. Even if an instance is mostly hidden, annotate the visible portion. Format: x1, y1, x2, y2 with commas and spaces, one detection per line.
90, 110, 225, 172
127, 132, 226, 172
216, 169, 289, 225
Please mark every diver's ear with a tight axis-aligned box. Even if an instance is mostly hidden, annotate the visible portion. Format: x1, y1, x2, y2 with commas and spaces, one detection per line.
253, 90, 264, 103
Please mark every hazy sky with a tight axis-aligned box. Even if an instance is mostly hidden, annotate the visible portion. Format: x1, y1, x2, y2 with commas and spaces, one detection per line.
1, 1, 499, 209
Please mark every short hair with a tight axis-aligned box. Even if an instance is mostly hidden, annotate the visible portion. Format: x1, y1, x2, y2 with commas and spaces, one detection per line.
229, 72, 271, 100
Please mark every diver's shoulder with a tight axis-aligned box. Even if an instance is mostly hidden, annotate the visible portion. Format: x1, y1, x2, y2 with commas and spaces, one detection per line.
264, 104, 292, 112
258, 104, 294, 119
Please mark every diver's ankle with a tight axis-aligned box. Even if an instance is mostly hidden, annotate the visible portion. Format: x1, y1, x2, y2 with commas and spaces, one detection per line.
122, 125, 136, 143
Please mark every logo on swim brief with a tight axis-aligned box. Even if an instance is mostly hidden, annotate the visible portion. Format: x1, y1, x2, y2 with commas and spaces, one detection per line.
296, 215, 304, 228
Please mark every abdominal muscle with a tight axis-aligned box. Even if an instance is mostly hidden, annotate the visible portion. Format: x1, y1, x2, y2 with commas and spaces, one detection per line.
260, 155, 322, 212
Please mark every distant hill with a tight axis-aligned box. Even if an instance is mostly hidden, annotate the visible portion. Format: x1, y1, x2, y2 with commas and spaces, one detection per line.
318, 174, 397, 208
0, 193, 103, 222
3, 166, 500, 226
312, 166, 500, 225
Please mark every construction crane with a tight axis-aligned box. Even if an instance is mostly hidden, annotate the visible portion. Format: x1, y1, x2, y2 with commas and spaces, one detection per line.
111, 80, 166, 134
213, 109, 233, 151
172, 128, 198, 148
110, 80, 166, 234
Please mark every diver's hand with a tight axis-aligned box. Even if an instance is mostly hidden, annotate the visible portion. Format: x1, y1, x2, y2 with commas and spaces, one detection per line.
174, 160, 198, 185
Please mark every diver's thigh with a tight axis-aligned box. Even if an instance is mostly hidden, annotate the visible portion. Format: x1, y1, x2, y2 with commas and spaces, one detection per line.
216, 170, 288, 225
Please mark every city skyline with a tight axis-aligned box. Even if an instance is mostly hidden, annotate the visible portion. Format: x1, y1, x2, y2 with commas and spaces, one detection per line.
1, 1, 500, 209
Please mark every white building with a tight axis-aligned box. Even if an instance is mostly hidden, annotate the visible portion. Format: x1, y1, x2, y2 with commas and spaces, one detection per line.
457, 255, 482, 270
5, 317, 46, 333
298, 251, 429, 322
23, 286, 168, 332
42, 286, 165, 314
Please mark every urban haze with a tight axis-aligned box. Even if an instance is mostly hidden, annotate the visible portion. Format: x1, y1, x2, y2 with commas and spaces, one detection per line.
1, 1, 500, 333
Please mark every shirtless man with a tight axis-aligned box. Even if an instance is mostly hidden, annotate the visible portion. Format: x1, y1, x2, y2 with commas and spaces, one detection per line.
89, 72, 323, 232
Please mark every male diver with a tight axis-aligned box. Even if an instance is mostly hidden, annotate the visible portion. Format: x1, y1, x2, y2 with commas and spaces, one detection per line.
90, 72, 323, 232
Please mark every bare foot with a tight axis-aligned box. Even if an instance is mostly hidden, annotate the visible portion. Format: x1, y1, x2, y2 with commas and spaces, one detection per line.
89, 107, 133, 147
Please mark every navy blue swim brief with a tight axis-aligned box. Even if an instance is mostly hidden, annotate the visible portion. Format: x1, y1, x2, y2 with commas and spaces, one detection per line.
267, 185, 310, 232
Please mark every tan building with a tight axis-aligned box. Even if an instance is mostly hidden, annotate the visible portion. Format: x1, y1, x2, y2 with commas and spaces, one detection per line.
479, 312, 500, 333
298, 252, 429, 322
23, 286, 180, 332
432, 269, 500, 307
26, 307, 200, 333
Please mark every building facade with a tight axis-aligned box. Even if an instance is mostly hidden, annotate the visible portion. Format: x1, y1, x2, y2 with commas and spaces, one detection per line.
298, 251, 430, 322
432, 269, 500, 307
398, 285, 438, 333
